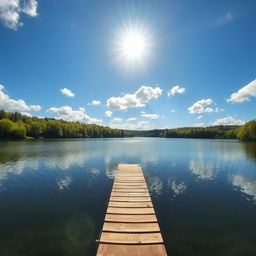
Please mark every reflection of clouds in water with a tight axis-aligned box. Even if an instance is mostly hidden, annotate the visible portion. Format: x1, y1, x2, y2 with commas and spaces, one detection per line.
104, 155, 117, 179
90, 168, 100, 176
230, 174, 256, 201
148, 176, 163, 195
168, 178, 186, 196
45, 152, 88, 170
105, 165, 117, 179
141, 155, 158, 165
57, 176, 72, 191
0, 158, 38, 180
189, 160, 215, 180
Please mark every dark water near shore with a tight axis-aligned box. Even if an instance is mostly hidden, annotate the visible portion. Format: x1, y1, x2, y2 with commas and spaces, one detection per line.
0, 138, 256, 256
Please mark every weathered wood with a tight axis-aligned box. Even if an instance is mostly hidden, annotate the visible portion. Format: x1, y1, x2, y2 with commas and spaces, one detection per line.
97, 244, 167, 256
111, 192, 150, 197
96, 164, 167, 256
110, 196, 151, 202
105, 214, 157, 223
100, 232, 163, 244
107, 207, 155, 215
108, 201, 153, 208
103, 222, 160, 233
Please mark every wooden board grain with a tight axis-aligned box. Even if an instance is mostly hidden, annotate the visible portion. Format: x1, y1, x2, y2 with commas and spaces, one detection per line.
96, 164, 167, 256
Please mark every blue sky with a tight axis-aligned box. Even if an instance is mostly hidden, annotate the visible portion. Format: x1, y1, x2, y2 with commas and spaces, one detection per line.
0, 0, 255, 130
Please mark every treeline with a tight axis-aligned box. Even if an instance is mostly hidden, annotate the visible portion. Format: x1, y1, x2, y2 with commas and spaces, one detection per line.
0, 110, 133, 139
159, 120, 256, 141
160, 125, 239, 139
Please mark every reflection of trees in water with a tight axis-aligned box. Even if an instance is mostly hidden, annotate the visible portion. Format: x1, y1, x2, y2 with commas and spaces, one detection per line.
240, 141, 256, 162
0, 212, 97, 256
167, 233, 256, 256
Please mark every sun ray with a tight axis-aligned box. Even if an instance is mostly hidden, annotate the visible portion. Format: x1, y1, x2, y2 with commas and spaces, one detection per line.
114, 21, 152, 67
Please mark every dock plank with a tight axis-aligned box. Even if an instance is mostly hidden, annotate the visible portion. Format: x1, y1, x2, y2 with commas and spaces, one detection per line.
97, 244, 167, 256
96, 164, 167, 255
105, 214, 157, 223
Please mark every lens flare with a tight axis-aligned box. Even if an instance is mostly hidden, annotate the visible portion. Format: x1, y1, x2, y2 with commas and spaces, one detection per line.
115, 22, 152, 67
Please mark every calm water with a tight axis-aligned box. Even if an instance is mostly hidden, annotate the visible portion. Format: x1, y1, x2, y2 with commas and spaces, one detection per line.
0, 138, 256, 256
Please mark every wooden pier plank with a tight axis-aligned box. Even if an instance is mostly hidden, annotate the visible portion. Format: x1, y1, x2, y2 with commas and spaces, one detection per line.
110, 196, 152, 202
103, 222, 160, 233
107, 207, 155, 214
108, 201, 153, 208
105, 214, 157, 223
96, 164, 167, 256
97, 244, 167, 256
100, 232, 163, 244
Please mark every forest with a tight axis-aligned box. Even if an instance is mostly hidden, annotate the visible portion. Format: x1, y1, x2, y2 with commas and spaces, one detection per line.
132, 121, 256, 141
0, 110, 133, 139
0, 110, 255, 141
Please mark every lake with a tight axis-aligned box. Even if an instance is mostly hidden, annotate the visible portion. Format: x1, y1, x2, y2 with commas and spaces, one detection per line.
0, 138, 256, 256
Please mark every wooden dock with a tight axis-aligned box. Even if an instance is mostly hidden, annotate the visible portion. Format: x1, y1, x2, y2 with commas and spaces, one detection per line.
96, 164, 167, 256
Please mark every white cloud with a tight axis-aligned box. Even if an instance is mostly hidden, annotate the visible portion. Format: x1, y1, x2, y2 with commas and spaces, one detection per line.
188, 98, 215, 114
197, 115, 203, 119
105, 110, 112, 117
214, 11, 234, 26
89, 100, 101, 106
107, 85, 162, 110
112, 117, 123, 122
20, 111, 32, 117
0, 0, 38, 30
60, 88, 75, 97
194, 122, 204, 127
22, 0, 37, 17
170, 109, 175, 113
141, 113, 160, 119
210, 116, 245, 126
0, 84, 41, 111
227, 79, 256, 103
30, 105, 41, 111
109, 120, 149, 130
47, 106, 102, 124
127, 117, 136, 122
168, 85, 185, 96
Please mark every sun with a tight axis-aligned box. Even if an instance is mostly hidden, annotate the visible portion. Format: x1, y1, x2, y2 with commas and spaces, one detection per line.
115, 22, 152, 66
121, 31, 146, 60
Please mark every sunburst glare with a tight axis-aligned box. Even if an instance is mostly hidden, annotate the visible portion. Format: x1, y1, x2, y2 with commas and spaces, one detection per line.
115, 22, 152, 67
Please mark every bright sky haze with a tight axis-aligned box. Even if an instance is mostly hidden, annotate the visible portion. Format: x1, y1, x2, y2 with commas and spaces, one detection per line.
0, 0, 255, 130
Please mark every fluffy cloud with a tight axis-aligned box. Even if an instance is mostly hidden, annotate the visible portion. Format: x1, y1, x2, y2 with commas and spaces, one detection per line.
188, 99, 216, 114
89, 100, 101, 106
105, 110, 112, 117
109, 120, 149, 130
210, 116, 245, 126
112, 117, 123, 122
141, 113, 160, 119
227, 79, 256, 103
0, 0, 38, 30
197, 115, 203, 119
107, 85, 162, 110
60, 88, 75, 97
168, 85, 185, 96
20, 111, 32, 117
47, 106, 102, 124
170, 109, 175, 113
127, 117, 136, 122
0, 84, 41, 111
